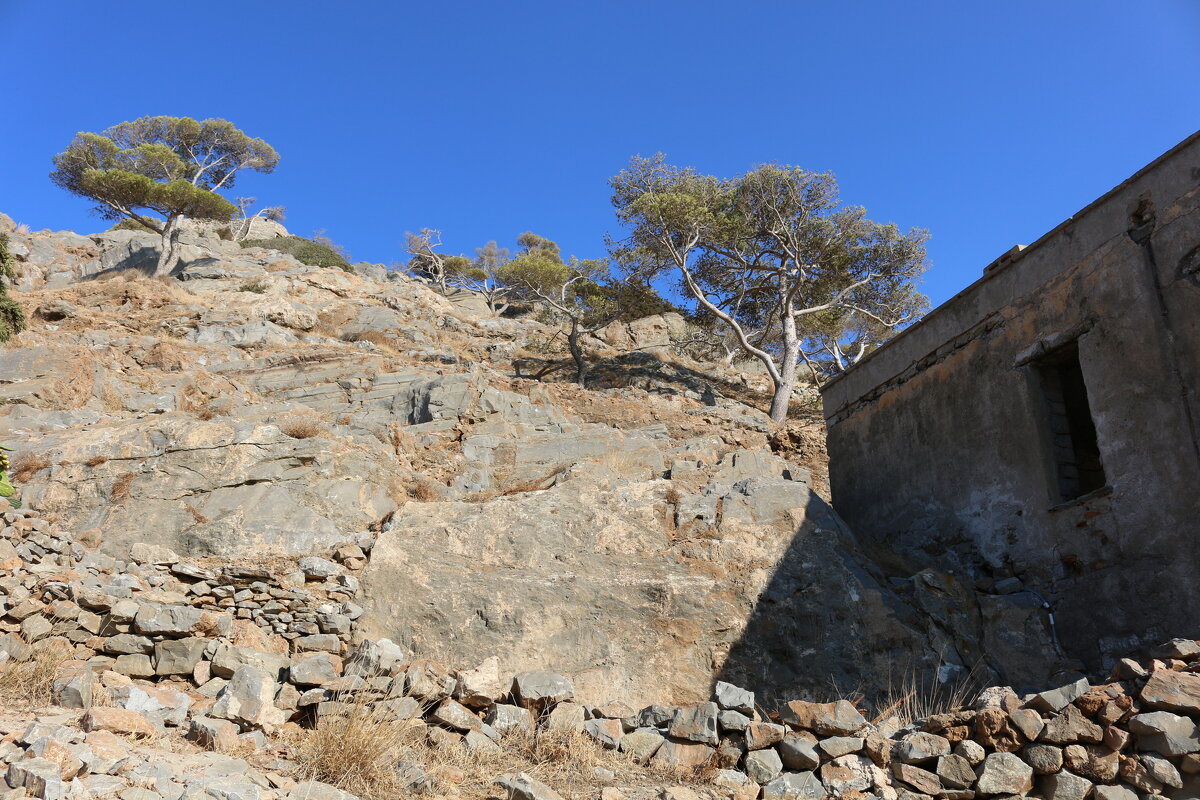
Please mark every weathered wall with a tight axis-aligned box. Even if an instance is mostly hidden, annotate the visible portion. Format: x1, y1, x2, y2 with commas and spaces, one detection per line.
821, 132, 1200, 675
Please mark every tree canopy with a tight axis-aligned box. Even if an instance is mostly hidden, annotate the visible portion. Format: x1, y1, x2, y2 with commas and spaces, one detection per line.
611, 154, 929, 422
51, 116, 278, 276
497, 232, 627, 385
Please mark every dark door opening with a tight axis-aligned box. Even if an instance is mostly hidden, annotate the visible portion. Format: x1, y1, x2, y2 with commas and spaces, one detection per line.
1033, 341, 1107, 502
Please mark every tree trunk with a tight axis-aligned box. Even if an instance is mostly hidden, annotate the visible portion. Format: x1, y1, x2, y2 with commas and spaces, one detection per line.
153, 216, 182, 278
567, 324, 588, 386
768, 312, 801, 424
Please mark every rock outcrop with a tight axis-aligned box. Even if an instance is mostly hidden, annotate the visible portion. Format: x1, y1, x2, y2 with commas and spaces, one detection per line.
0, 215, 1058, 708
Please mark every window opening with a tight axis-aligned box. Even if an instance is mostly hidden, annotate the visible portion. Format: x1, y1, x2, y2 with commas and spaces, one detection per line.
1033, 341, 1106, 502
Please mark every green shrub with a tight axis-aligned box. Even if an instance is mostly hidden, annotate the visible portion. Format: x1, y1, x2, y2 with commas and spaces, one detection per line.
108, 218, 158, 233
0, 233, 26, 344
238, 280, 269, 294
242, 235, 353, 272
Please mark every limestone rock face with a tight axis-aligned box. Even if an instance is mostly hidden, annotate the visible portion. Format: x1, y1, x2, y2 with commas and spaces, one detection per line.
0, 216, 1042, 706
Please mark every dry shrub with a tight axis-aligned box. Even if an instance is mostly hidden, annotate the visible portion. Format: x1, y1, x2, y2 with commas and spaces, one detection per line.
405, 481, 439, 502
291, 700, 414, 798
278, 411, 328, 440
346, 330, 400, 354
110, 472, 135, 503
0, 636, 76, 708
83, 455, 108, 468
184, 503, 210, 524
664, 487, 682, 505
10, 452, 50, 482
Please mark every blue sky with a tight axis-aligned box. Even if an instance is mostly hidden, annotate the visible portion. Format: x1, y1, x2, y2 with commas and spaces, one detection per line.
2, 0, 1197, 307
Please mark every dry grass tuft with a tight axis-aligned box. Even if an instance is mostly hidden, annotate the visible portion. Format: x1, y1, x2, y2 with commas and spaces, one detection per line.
0, 636, 76, 708
110, 472, 135, 503
290, 700, 415, 799
405, 480, 440, 502
871, 664, 982, 727
664, 487, 682, 505
278, 411, 328, 440
83, 455, 109, 467
10, 452, 50, 482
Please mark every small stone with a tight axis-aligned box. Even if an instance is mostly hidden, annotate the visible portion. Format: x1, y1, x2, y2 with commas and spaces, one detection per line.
431, 698, 482, 732
975, 751, 1034, 796
455, 655, 504, 708
1029, 677, 1090, 713
713, 681, 755, 715
935, 754, 976, 789
744, 748, 783, 784
892, 763, 942, 795
288, 653, 342, 687
1093, 786, 1138, 800
650, 739, 714, 772
745, 722, 787, 750
762, 771, 824, 800
52, 669, 93, 709
1139, 753, 1183, 789
511, 670, 573, 711
187, 716, 240, 751
818, 736, 863, 759
129, 543, 179, 565
1151, 638, 1200, 660
719, 710, 751, 731
112, 653, 154, 678
1040, 704, 1103, 744
638, 704, 675, 728
668, 703, 719, 746
495, 772, 567, 800
893, 731, 950, 764
620, 728, 666, 764
81, 708, 155, 737
404, 660, 456, 700
7, 758, 65, 800
1009, 707, 1045, 740
1141, 670, 1200, 715
1128, 710, 1200, 756
818, 754, 875, 795
486, 704, 534, 735
1063, 743, 1119, 782
154, 637, 208, 676
952, 738, 985, 765
545, 702, 585, 733
584, 718, 623, 749
1042, 770, 1094, 800
780, 700, 868, 735
464, 729, 501, 754
1024, 743, 1065, 774
779, 735, 820, 770
297, 557, 340, 580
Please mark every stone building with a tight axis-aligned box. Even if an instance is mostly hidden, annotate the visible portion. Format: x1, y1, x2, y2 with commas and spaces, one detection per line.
821, 131, 1200, 669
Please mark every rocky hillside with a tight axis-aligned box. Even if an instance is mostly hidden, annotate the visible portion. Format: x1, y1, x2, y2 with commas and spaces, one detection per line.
1, 504, 1198, 800
0, 214, 1063, 711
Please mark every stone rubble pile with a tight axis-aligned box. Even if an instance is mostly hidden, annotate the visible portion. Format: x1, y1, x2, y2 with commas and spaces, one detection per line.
3, 504, 1200, 800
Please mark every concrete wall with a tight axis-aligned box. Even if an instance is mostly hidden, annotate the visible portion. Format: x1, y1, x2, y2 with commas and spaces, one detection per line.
821, 131, 1200, 672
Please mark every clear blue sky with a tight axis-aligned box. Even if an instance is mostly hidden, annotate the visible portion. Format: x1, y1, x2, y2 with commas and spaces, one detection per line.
2, 0, 1197, 307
